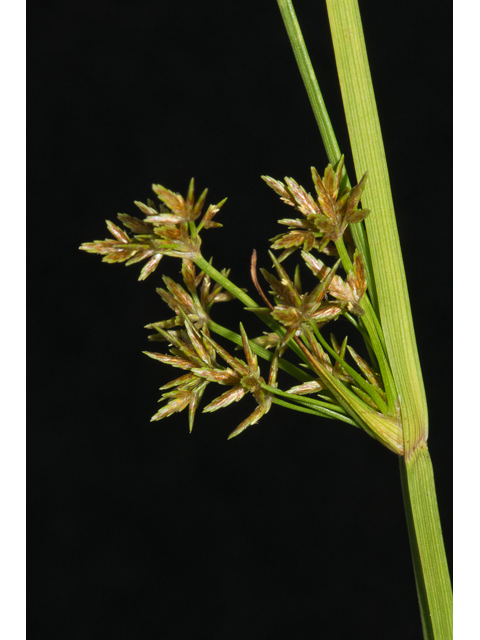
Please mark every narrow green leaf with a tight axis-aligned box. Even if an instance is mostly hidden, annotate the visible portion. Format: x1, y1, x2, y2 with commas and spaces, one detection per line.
275, 0, 379, 315
325, 0, 427, 451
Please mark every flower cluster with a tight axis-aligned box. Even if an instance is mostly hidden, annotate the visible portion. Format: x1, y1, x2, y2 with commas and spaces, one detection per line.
258, 251, 342, 346
144, 320, 277, 439
287, 327, 386, 414
144, 320, 216, 432
250, 247, 367, 352
262, 156, 369, 260
146, 259, 236, 334
303, 250, 367, 317
80, 169, 403, 454
79, 179, 225, 280
288, 331, 352, 395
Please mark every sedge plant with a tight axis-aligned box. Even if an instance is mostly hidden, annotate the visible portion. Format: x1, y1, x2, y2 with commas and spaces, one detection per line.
80, 1, 452, 637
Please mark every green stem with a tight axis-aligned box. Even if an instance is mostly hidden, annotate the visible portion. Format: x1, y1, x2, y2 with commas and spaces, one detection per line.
207, 319, 311, 383
262, 383, 351, 419
209, 312, 354, 423
333, 234, 352, 273
400, 446, 453, 640
208, 315, 355, 425
335, 235, 388, 361
335, 235, 397, 413
324, 1, 451, 636
325, 0, 427, 448
275, 0, 337, 160
312, 324, 390, 415
195, 254, 259, 309
195, 254, 313, 370
344, 311, 378, 371
271, 396, 356, 425
359, 309, 397, 413
275, 0, 378, 315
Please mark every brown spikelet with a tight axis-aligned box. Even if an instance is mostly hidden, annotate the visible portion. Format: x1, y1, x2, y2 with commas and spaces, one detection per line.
150, 392, 191, 422
227, 405, 266, 440
139, 253, 162, 280
143, 351, 195, 370
203, 386, 247, 413
190, 368, 239, 385
347, 346, 384, 391
264, 156, 370, 252
287, 380, 324, 395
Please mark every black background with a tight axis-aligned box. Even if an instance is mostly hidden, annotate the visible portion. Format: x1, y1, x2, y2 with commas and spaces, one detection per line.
30, 1, 451, 638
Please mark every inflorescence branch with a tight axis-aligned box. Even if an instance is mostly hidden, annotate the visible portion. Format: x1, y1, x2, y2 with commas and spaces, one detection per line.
80, 157, 403, 454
